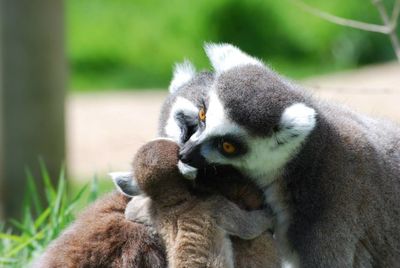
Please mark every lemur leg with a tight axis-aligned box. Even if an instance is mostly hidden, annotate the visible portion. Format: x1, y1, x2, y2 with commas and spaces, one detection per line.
212, 197, 273, 240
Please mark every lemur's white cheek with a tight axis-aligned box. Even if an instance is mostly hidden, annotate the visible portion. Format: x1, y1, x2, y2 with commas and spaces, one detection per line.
164, 96, 198, 142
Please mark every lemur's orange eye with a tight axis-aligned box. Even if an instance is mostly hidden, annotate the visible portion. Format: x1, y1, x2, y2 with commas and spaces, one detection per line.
199, 108, 206, 122
222, 142, 236, 154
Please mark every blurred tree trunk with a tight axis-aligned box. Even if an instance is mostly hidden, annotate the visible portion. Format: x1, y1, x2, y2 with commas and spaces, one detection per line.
0, 0, 66, 220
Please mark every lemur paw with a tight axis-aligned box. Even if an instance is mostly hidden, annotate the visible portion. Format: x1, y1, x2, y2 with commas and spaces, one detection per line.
125, 195, 154, 227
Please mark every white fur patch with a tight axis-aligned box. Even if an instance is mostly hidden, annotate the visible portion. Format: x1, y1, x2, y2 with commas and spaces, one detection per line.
190, 90, 242, 144
282, 260, 297, 268
191, 97, 316, 188
204, 43, 263, 74
181, 84, 316, 189
234, 103, 316, 187
280, 103, 316, 136
164, 96, 199, 143
190, 90, 245, 163
177, 160, 198, 180
169, 60, 196, 93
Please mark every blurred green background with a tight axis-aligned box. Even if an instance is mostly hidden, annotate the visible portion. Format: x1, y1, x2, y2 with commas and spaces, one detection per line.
67, 0, 397, 91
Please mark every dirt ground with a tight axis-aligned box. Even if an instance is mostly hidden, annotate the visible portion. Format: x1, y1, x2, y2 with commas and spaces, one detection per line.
67, 62, 400, 180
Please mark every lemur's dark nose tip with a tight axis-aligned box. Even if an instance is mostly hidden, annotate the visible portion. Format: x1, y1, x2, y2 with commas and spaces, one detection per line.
179, 142, 205, 168
179, 144, 193, 163
178, 151, 186, 162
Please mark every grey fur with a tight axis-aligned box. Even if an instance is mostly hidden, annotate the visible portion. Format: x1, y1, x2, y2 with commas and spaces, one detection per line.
158, 70, 214, 141
180, 44, 400, 267
130, 139, 273, 268
125, 63, 282, 267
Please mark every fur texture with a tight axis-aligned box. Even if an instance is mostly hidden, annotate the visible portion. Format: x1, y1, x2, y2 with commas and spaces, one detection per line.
131, 139, 275, 268
157, 66, 281, 267
169, 60, 197, 94
194, 165, 281, 268
36, 59, 281, 268
32, 192, 166, 268
180, 43, 400, 267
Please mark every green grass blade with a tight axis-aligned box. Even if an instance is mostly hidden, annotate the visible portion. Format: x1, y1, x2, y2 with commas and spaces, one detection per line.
9, 220, 30, 235
5, 229, 45, 258
0, 257, 17, 264
25, 169, 43, 214
39, 158, 56, 200
0, 233, 24, 243
88, 175, 99, 202
64, 183, 89, 216
34, 208, 51, 229
51, 173, 66, 223
0, 162, 107, 266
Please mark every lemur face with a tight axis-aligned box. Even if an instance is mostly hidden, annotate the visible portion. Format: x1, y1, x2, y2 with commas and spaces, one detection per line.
178, 44, 317, 187
158, 60, 214, 145
112, 60, 213, 193
156, 61, 215, 180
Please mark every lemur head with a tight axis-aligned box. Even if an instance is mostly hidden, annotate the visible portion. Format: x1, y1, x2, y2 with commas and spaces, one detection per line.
159, 60, 214, 145
112, 60, 213, 193
179, 44, 317, 188
133, 139, 192, 206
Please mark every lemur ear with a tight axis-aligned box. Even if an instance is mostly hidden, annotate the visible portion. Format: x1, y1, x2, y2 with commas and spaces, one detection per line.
169, 60, 196, 93
279, 103, 317, 137
204, 43, 263, 74
109, 171, 141, 197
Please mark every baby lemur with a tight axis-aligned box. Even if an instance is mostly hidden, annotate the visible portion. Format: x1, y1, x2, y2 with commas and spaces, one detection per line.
130, 138, 274, 267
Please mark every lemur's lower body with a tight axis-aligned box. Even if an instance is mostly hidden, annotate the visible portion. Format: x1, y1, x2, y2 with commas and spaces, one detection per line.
32, 192, 166, 268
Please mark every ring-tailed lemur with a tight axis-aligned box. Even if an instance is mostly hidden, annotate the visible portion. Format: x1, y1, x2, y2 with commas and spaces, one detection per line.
113, 60, 281, 267
179, 44, 400, 267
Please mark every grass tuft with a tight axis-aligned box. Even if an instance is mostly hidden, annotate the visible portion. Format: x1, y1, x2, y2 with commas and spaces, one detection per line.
0, 168, 100, 268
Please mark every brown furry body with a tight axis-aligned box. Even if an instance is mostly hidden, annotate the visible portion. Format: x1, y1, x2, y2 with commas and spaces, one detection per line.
32, 192, 166, 268
196, 171, 281, 268
35, 163, 280, 268
131, 139, 275, 267
35, 67, 280, 267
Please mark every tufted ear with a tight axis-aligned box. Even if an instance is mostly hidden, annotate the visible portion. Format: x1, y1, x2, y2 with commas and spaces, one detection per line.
204, 43, 263, 74
279, 103, 317, 138
168, 60, 196, 93
109, 171, 141, 197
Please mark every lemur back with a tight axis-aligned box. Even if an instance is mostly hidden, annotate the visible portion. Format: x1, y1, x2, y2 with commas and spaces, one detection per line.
177, 43, 400, 267
32, 192, 166, 268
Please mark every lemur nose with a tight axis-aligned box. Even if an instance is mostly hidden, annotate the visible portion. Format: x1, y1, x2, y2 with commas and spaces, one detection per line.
179, 142, 205, 168
179, 144, 193, 163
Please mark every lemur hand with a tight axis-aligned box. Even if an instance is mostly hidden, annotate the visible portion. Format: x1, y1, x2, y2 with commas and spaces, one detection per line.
213, 196, 273, 240
125, 195, 153, 225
